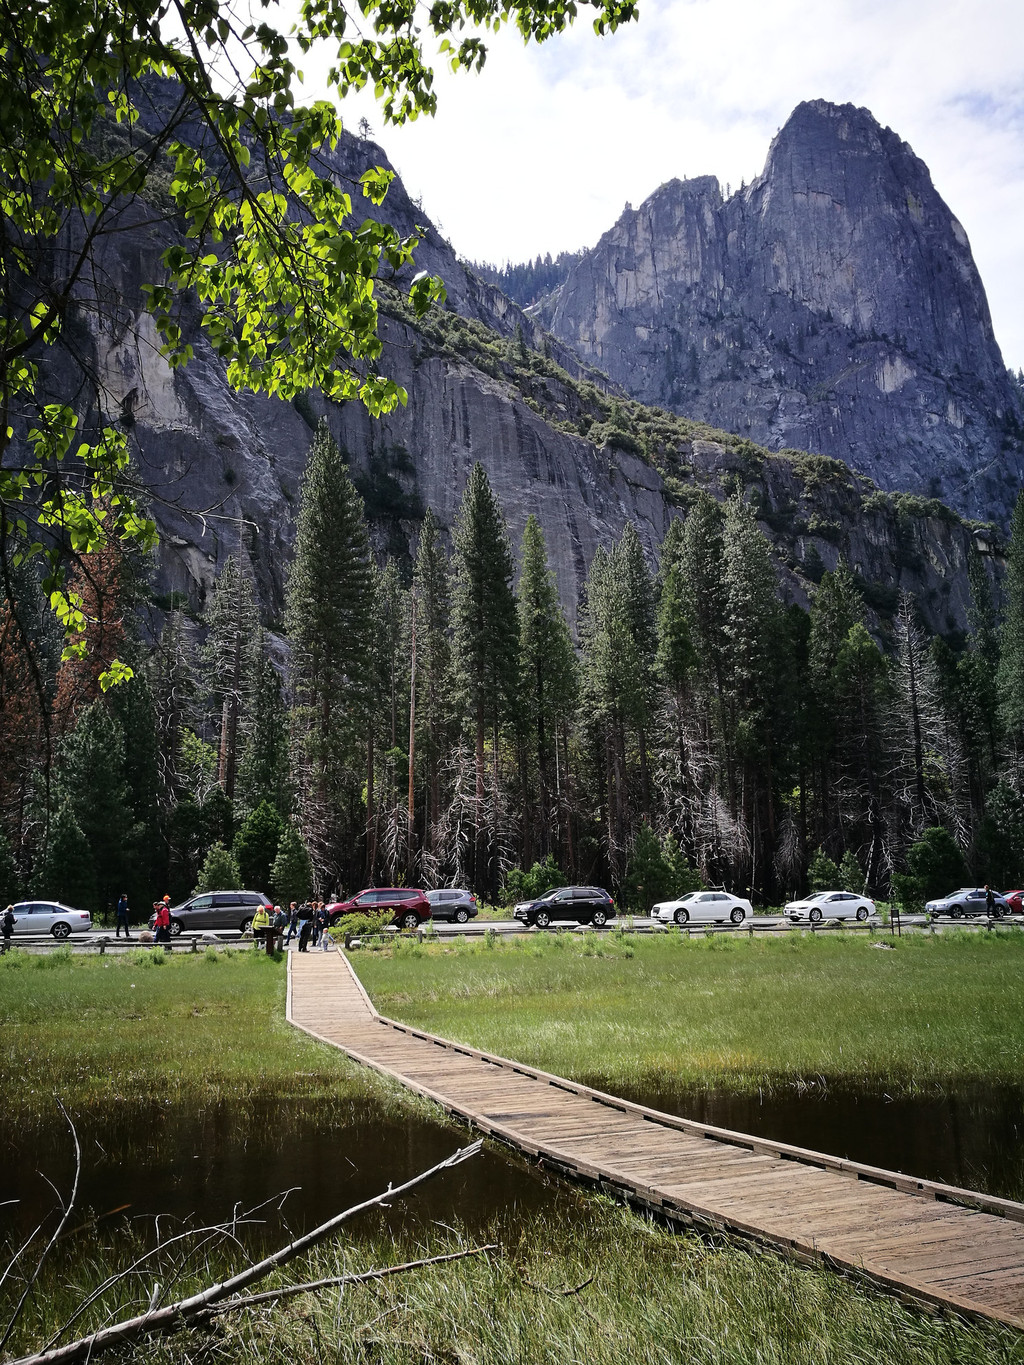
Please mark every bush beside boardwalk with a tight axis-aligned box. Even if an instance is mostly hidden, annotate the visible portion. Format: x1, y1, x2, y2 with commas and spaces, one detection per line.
2, 947, 1022, 1363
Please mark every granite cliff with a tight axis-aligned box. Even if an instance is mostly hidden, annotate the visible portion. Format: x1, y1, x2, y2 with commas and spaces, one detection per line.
23, 86, 1001, 636
540, 100, 1024, 524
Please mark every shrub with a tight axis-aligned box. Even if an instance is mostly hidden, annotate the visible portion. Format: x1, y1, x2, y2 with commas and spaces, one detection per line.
194, 842, 241, 895
807, 848, 841, 892
838, 851, 864, 893
330, 910, 392, 937
501, 855, 566, 906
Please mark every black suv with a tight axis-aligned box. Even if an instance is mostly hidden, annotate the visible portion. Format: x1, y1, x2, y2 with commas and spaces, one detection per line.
513, 886, 615, 928
149, 891, 272, 936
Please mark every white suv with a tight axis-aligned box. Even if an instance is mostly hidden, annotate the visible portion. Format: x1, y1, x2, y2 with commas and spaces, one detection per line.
651, 891, 752, 926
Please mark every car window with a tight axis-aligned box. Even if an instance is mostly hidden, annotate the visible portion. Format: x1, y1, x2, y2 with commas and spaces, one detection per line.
355, 892, 377, 905
213, 894, 240, 906
191, 895, 214, 910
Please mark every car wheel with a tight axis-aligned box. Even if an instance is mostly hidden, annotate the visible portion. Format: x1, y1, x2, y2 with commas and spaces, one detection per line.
401, 912, 420, 930
591, 908, 608, 927
950, 906, 963, 919
534, 910, 551, 928
51, 922, 71, 939
169, 918, 183, 937
239, 917, 253, 935
809, 907, 823, 924
856, 905, 869, 922
454, 908, 470, 923
673, 908, 689, 925
729, 907, 744, 924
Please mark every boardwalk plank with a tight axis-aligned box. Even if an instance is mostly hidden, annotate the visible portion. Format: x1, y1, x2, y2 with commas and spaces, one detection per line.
287, 952, 1024, 1331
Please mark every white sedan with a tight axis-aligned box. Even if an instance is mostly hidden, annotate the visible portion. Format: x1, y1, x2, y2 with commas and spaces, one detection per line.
651, 891, 753, 926
785, 890, 874, 924
9, 900, 93, 938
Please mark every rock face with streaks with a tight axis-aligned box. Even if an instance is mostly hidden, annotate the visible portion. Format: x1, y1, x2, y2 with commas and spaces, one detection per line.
541, 100, 1024, 523
26, 85, 1001, 637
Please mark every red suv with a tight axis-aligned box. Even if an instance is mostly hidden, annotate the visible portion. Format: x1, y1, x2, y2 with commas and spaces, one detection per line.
328, 887, 432, 929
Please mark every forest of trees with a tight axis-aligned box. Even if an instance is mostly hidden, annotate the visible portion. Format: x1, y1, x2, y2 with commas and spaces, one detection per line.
3, 419, 1024, 919
470, 251, 588, 309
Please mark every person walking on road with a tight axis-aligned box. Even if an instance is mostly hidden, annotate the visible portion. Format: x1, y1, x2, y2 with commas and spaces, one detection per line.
115, 893, 131, 939
1, 904, 14, 953
985, 884, 996, 916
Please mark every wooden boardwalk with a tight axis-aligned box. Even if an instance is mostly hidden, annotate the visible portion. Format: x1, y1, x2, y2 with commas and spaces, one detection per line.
287, 951, 1024, 1330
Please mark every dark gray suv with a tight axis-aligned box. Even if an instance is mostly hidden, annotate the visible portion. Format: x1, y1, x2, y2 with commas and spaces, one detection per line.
149, 891, 272, 936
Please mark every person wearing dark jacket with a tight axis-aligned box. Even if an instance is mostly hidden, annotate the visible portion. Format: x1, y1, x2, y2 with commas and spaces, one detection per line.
115, 893, 131, 939
1, 905, 14, 953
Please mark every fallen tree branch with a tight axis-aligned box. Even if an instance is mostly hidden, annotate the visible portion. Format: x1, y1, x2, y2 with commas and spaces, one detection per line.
0, 1102, 81, 1354
10, 1139, 484, 1365
197, 1243, 498, 1318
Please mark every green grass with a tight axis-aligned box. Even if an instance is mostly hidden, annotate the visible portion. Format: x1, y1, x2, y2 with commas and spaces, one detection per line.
5, 1196, 1020, 1364
0, 946, 421, 1119
4, 938, 1024, 1362
354, 928, 1024, 1095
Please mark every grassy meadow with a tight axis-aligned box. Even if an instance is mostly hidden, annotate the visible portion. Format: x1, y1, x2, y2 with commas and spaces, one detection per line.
3, 937, 1024, 1362
355, 926, 1024, 1095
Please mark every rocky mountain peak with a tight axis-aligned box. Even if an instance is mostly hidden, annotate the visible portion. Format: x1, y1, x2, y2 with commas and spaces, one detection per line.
543, 99, 1024, 523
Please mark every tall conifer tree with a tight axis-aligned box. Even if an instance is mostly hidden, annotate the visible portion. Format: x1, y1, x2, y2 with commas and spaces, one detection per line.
286, 421, 373, 891
450, 463, 520, 894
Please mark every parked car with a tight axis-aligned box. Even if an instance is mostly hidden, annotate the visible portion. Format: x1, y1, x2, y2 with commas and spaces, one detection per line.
327, 888, 432, 929
513, 886, 615, 928
651, 890, 752, 926
925, 888, 1010, 918
784, 890, 875, 924
425, 888, 478, 923
1002, 890, 1024, 914
8, 900, 92, 938
148, 891, 272, 936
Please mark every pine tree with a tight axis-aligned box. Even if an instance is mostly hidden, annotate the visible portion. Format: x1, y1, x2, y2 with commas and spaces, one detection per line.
270, 823, 314, 905
0, 825, 20, 906
194, 842, 242, 894
34, 803, 96, 911
838, 849, 864, 893
720, 496, 784, 893
807, 562, 865, 847
833, 624, 891, 888
450, 463, 520, 895
517, 515, 577, 863
412, 509, 451, 866
997, 491, 1024, 760
55, 702, 141, 916
365, 559, 406, 881
286, 421, 374, 891
235, 631, 291, 815
232, 800, 285, 892
655, 518, 697, 856
202, 554, 260, 801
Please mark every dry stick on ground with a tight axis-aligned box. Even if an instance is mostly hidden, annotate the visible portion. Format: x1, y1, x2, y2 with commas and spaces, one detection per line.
195, 1245, 498, 1318
10, 1141, 484, 1365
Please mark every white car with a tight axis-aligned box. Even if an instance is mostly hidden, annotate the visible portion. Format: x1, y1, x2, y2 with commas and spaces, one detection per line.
651, 891, 752, 926
785, 890, 874, 924
9, 900, 93, 938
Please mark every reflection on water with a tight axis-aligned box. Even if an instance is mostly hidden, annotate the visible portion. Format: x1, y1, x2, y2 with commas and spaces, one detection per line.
609, 1078, 1024, 1201
3, 1077, 1022, 1256
0, 1096, 583, 1248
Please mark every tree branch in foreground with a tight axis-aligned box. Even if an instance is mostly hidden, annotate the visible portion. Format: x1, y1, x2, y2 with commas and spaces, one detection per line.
10, 1139, 484, 1365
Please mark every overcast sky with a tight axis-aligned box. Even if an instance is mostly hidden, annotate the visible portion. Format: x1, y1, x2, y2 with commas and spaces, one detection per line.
299, 0, 1024, 371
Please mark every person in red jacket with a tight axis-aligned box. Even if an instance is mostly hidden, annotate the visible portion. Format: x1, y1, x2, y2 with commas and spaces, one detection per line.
153, 900, 171, 944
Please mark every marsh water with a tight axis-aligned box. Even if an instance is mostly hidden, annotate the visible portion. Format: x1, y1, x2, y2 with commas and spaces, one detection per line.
3, 1075, 1022, 1258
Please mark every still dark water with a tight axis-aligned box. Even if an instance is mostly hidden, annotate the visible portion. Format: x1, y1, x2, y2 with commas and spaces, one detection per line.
613, 1078, 1024, 1201
0, 1096, 583, 1248
3, 1078, 1023, 1252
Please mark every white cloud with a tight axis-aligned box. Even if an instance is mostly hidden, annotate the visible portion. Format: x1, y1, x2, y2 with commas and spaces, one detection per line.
296, 0, 1024, 369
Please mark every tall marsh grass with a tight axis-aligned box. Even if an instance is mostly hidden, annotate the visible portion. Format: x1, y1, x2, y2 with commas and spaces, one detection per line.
354, 929, 1024, 1096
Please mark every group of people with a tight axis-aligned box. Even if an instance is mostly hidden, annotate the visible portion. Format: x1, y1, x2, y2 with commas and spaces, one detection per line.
251, 901, 333, 952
